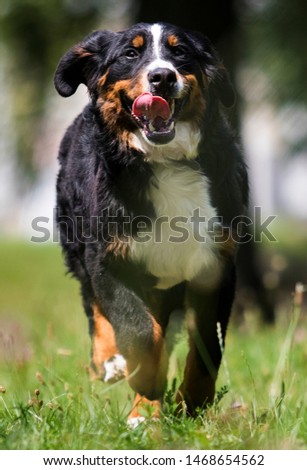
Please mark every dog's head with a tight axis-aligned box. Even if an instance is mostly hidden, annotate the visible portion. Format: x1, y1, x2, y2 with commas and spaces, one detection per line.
55, 22, 234, 149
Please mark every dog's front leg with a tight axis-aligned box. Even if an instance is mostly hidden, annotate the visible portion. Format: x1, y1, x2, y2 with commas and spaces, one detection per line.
90, 302, 127, 383
92, 271, 168, 421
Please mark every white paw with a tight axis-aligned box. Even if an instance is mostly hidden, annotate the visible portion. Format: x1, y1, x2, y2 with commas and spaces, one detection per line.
127, 416, 146, 429
103, 354, 127, 383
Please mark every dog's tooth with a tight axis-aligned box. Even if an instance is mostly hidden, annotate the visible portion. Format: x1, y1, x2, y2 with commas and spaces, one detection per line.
149, 122, 155, 132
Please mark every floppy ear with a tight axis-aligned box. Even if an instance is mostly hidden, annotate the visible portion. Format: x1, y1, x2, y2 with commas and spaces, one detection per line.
54, 30, 116, 97
187, 30, 236, 108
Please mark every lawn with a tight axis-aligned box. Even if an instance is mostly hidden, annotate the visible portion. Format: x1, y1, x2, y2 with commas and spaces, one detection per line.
0, 240, 306, 450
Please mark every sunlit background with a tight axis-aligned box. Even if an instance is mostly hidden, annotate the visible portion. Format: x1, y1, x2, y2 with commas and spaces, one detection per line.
0, 0, 306, 318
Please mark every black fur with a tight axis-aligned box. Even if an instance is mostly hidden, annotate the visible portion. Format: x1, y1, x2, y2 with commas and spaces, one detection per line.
55, 22, 248, 413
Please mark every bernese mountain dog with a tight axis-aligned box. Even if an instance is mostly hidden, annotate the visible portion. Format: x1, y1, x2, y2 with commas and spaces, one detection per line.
54, 22, 248, 425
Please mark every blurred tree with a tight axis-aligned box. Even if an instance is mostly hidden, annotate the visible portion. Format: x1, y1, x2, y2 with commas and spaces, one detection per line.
0, 0, 106, 180
245, 0, 307, 105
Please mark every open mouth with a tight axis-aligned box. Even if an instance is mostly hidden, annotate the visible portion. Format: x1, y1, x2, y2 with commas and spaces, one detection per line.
130, 92, 178, 145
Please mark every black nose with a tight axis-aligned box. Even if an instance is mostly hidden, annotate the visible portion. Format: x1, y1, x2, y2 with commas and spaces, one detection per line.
148, 68, 177, 89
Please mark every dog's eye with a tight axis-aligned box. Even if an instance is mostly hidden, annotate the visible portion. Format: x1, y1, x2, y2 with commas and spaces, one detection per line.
172, 46, 187, 58
125, 48, 139, 59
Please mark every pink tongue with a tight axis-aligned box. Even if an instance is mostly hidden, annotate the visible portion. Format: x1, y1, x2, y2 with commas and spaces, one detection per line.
132, 92, 171, 121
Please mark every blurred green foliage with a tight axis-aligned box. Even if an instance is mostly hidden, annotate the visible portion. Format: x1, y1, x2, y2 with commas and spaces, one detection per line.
0, 0, 108, 80
245, 0, 307, 104
0, 0, 107, 178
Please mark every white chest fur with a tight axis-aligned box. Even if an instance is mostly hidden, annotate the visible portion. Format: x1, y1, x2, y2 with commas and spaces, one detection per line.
130, 162, 222, 289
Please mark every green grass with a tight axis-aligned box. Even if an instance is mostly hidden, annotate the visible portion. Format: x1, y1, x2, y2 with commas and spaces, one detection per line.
0, 240, 306, 450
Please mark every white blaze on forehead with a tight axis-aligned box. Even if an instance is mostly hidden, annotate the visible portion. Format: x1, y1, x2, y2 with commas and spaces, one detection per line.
147, 23, 179, 76
151, 23, 163, 59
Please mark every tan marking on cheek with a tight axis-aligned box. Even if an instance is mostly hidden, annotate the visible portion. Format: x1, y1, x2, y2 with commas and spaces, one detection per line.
97, 76, 146, 146
132, 35, 144, 48
99, 75, 145, 106
98, 84, 122, 119
90, 303, 119, 379
168, 34, 179, 47
181, 73, 207, 124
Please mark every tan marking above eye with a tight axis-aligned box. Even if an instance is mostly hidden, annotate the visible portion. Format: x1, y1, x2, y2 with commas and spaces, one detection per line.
132, 35, 144, 48
168, 34, 179, 47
